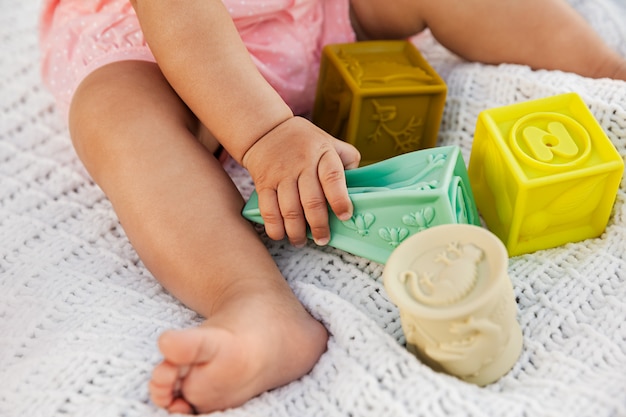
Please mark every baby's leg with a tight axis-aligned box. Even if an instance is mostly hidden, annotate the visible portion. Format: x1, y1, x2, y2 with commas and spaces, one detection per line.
351, 0, 626, 80
69, 60, 328, 414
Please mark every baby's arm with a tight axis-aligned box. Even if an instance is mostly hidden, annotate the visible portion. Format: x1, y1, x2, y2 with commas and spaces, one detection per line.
130, 0, 290, 161
129, 0, 360, 246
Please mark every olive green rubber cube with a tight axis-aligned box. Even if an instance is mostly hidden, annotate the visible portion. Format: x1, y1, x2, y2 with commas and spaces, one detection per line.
313, 40, 447, 166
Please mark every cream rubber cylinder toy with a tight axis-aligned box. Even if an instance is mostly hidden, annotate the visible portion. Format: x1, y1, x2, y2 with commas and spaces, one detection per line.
383, 224, 523, 385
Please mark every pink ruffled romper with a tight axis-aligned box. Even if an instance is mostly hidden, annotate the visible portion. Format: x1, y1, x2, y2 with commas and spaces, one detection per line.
39, 0, 356, 118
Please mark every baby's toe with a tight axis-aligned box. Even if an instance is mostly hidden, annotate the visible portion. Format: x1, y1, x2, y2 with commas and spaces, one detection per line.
149, 362, 181, 407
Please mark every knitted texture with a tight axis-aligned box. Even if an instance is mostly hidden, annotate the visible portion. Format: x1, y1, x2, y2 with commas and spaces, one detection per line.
1, 0, 625, 416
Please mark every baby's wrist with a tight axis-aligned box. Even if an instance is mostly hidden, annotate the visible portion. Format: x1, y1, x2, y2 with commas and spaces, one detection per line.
240, 115, 295, 169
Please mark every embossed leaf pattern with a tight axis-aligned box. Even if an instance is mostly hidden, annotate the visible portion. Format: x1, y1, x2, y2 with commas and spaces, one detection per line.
379, 227, 410, 247
403, 206, 436, 230
423, 206, 436, 225
544, 175, 607, 215
415, 180, 439, 191
402, 214, 419, 228
367, 100, 424, 151
342, 212, 376, 236
520, 175, 608, 236
427, 153, 447, 167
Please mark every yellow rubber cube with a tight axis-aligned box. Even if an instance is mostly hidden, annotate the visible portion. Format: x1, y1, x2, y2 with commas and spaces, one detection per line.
468, 93, 624, 256
313, 40, 447, 166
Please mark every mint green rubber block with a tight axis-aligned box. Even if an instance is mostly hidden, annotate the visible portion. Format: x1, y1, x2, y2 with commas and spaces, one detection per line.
242, 145, 480, 264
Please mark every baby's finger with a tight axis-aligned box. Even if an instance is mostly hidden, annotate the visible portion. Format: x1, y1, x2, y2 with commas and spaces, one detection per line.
318, 152, 353, 222
334, 139, 361, 170
298, 172, 330, 246
277, 181, 308, 247
257, 187, 285, 241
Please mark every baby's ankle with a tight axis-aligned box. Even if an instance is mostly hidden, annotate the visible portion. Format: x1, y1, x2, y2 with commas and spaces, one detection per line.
591, 54, 626, 81
612, 60, 626, 81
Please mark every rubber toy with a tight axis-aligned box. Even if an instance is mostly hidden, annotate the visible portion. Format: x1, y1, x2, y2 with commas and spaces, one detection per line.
383, 223, 523, 385
468, 93, 624, 256
243, 146, 479, 264
313, 40, 447, 165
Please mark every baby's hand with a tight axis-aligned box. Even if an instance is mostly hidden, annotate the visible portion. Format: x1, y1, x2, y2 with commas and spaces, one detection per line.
242, 116, 361, 247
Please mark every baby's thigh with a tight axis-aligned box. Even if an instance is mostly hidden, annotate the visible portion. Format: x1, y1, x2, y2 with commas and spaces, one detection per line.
349, 0, 426, 39
40, 0, 155, 118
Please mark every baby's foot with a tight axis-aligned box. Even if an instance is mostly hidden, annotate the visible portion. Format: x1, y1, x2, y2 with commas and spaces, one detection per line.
148, 295, 328, 413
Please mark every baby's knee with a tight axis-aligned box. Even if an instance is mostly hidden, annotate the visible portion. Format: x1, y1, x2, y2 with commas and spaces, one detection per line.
350, 0, 426, 39
68, 70, 125, 155
68, 62, 156, 167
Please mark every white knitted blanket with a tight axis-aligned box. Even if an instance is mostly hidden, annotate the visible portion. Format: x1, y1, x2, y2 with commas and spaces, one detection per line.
2, 0, 625, 416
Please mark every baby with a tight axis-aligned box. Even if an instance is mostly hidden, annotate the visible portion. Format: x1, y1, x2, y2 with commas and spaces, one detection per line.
39, 0, 626, 413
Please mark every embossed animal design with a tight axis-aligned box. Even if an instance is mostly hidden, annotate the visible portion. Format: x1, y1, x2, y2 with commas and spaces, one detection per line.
337, 52, 433, 87
368, 100, 423, 152
400, 242, 483, 306
424, 316, 506, 378
398, 241, 509, 379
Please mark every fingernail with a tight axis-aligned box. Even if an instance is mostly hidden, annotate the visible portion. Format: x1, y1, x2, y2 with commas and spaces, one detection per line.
314, 237, 330, 246
337, 211, 353, 222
